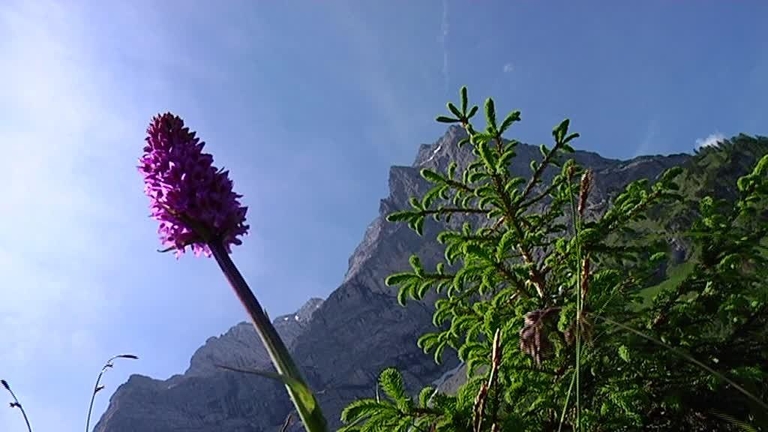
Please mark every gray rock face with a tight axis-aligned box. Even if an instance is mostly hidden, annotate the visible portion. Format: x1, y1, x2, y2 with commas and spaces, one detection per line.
95, 126, 691, 432
185, 298, 324, 377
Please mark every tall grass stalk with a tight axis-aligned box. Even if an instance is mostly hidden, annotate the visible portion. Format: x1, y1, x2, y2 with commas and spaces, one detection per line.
564, 168, 590, 431
2, 379, 33, 432
85, 354, 138, 432
557, 372, 577, 432
591, 314, 768, 412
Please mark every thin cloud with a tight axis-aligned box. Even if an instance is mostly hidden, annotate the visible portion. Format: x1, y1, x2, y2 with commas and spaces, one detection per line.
632, 118, 660, 157
441, 0, 450, 95
328, 2, 412, 155
503, 62, 515, 73
0, 1, 140, 430
0, 0, 106, 352
695, 132, 726, 148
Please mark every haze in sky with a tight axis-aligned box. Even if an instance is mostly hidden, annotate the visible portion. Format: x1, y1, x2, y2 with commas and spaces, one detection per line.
1, 0, 766, 430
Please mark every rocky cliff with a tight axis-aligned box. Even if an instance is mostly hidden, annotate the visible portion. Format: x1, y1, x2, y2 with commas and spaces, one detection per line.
94, 126, 690, 432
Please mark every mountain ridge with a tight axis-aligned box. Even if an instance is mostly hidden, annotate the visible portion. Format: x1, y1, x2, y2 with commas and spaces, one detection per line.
95, 126, 697, 432
185, 297, 324, 378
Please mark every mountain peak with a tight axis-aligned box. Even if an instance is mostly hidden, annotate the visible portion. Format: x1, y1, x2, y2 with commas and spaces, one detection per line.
412, 125, 469, 167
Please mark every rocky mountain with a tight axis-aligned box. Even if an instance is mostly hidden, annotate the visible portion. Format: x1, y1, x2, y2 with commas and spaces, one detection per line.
94, 125, 691, 432
185, 298, 324, 378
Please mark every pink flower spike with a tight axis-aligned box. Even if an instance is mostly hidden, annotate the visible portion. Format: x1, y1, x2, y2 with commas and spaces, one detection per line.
138, 113, 249, 257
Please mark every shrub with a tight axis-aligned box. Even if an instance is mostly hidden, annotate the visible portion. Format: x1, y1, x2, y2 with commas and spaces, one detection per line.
340, 87, 768, 432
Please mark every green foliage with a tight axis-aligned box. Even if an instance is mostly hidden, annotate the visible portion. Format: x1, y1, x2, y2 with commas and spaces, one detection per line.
341, 86, 768, 431
338, 368, 460, 432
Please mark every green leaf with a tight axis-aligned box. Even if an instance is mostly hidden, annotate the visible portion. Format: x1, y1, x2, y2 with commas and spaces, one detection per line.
504, 177, 526, 195
467, 105, 479, 119
460, 86, 468, 113
467, 170, 488, 183
433, 344, 446, 364
397, 286, 409, 306
496, 148, 517, 171
420, 168, 445, 183
539, 144, 549, 158
498, 110, 521, 134
447, 161, 458, 179
216, 365, 317, 413
418, 332, 439, 351
618, 345, 631, 363
476, 141, 495, 170
447, 102, 462, 119
409, 255, 424, 276
379, 368, 408, 402
660, 166, 684, 183
484, 98, 497, 132
414, 217, 425, 236
496, 229, 517, 261
340, 398, 383, 423
750, 153, 768, 177
436, 115, 460, 124
385, 273, 415, 286
649, 252, 667, 264
552, 118, 570, 143
386, 211, 413, 223
563, 132, 580, 145
416, 280, 433, 299
418, 387, 434, 408
421, 187, 442, 209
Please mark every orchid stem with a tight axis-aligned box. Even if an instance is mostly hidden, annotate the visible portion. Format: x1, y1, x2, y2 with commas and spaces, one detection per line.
208, 241, 329, 432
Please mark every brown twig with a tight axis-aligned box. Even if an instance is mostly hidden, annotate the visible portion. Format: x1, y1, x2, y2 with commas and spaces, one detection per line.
472, 329, 504, 432
472, 383, 488, 432
280, 412, 294, 432
487, 330, 503, 430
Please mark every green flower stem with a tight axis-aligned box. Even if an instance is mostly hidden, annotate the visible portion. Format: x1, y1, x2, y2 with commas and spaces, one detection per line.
208, 241, 329, 432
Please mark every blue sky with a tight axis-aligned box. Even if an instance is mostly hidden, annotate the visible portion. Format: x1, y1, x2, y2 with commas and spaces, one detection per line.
0, 0, 766, 430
